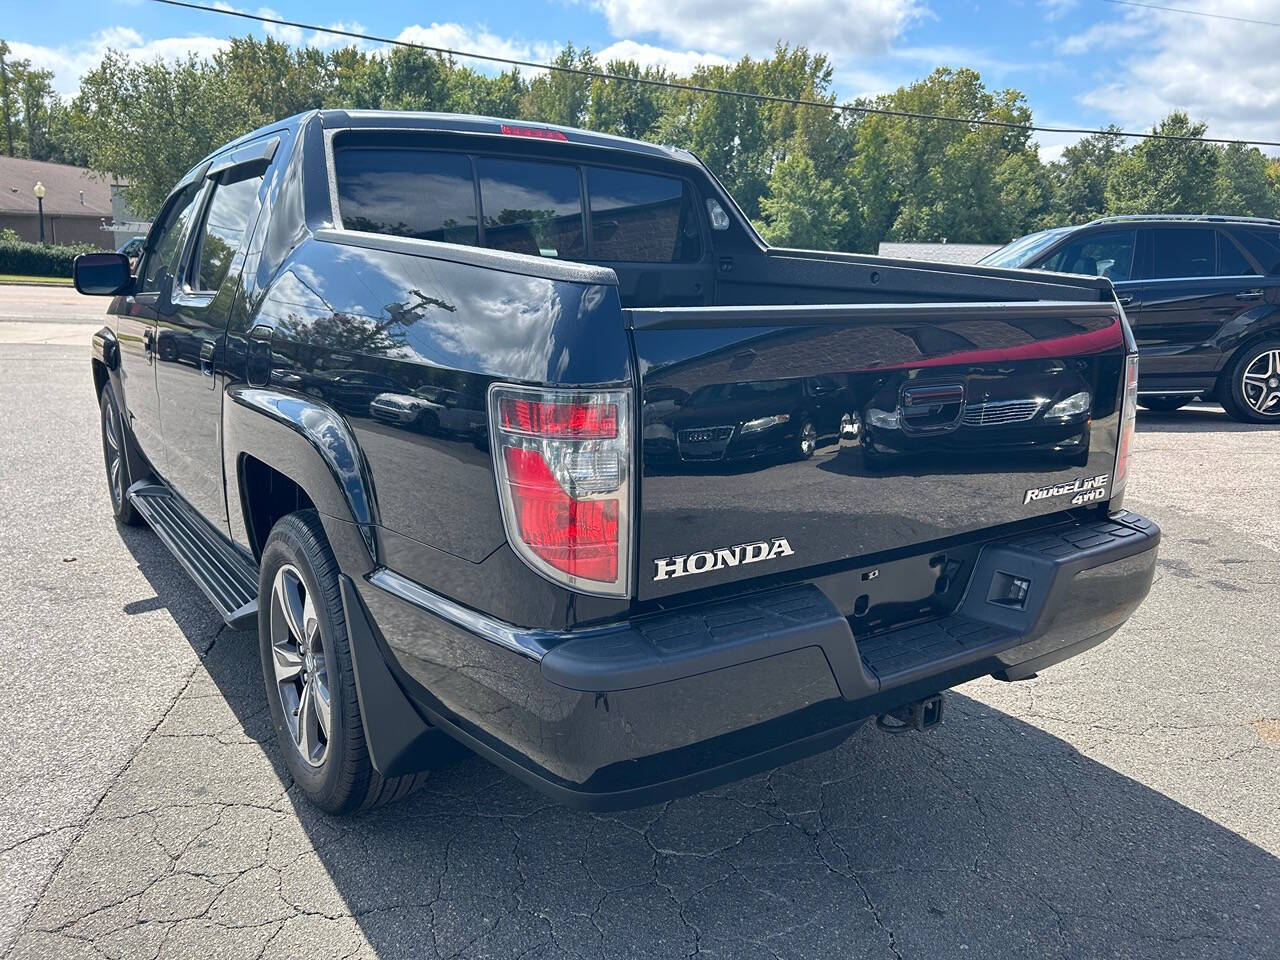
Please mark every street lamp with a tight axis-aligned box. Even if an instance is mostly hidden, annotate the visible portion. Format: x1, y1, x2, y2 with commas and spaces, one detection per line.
33, 181, 46, 244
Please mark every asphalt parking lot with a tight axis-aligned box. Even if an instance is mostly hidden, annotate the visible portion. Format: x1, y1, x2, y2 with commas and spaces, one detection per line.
1, 285, 1277, 960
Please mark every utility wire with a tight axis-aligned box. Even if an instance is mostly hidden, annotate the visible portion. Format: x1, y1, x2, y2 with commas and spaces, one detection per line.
1103, 0, 1280, 28
150, 0, 1280, 148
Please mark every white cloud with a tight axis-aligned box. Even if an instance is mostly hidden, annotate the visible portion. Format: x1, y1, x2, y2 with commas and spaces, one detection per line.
588, 0, 922, 60
1068, 0, 1280, 146
394, 23, 559, 70
9, 30, 231, 96
595, 39, 730, 74
1041, 0, 1078, 21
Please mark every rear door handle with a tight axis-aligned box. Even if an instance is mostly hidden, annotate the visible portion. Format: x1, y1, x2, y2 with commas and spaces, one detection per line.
1116, 295, 1133, 306
199, 340, 216, 377
1236, 289, 1265, 302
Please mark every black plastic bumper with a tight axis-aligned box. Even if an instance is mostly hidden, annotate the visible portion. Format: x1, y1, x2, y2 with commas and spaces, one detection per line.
352, 510, 1159, 810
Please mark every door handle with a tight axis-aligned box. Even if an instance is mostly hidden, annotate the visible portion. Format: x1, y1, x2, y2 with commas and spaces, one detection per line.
200, 340, 216, 377
1116, 295, 1133, 306
142, 327, 155, 363
1235, 289, 1265, 302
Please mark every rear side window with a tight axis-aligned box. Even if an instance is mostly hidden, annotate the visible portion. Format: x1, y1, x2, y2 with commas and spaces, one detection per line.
139, 184, 202, 295
1236, 229, 1280, 274
1217, 232, 1257, 277
334, 148, 478, 245
1039, 230, 1135, 282
477, 157, 584, 259
193, 173, 263, 292
1151, 228, 1214, 279
586, 167, 702, 262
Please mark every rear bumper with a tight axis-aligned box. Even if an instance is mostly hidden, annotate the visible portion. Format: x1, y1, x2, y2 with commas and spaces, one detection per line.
355, 511, 1159, 810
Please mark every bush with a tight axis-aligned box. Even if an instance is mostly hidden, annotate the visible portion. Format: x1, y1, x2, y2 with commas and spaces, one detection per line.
0, 238, 101, 277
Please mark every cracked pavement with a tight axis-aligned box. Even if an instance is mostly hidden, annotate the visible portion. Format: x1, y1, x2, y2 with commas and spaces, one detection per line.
1, 290, 1278, 959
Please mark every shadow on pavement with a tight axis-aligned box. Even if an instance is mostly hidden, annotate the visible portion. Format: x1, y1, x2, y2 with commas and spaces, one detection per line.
1136, 403, 1270, 434
117, 525, 1280, 960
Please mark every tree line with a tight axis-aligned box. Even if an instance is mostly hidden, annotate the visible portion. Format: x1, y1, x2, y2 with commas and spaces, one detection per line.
3, 34, 1279, 251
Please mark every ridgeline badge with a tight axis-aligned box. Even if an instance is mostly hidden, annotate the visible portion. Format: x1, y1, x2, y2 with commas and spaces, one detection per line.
653, 538, 795, 581
1023, 473, 1111, 506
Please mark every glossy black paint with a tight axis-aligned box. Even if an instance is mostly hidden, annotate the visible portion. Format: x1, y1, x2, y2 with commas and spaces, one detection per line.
83, 109, 1158, 807
632, 302, 1124, 601
990, 218, 1280, 396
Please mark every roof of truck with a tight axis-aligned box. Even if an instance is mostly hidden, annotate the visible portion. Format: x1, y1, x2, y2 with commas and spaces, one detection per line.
318, 109, 696, 163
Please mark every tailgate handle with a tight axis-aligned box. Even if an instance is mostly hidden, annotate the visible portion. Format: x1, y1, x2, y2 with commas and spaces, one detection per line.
903, 383, 965, 406
900, 382, 965, 433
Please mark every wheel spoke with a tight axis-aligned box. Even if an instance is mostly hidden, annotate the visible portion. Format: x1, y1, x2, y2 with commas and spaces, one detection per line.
296, 679, 313, 748
274, 568, 307, 643
311, 673, 331, 739
272, 643, 303, 683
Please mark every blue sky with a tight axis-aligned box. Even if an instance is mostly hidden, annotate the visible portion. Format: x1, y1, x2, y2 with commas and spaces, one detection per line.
9, 0, 1280, 158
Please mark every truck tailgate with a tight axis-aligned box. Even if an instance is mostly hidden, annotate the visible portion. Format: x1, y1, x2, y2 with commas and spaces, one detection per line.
629, 300, 1126, 601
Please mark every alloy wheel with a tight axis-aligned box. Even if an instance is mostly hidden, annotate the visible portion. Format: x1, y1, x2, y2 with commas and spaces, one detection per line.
1241, 349, 1280, 416
269, 564, 332, 767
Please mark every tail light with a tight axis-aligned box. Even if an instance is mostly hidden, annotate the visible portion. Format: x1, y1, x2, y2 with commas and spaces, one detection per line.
489, 384, 632, 597
1111, 354, 1139, 506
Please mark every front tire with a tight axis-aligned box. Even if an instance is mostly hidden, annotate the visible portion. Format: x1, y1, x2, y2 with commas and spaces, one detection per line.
1137, 395, 1191, 413
99, 383, 142, 526
1220, 340, 1280, 423
259, 511, 429, 813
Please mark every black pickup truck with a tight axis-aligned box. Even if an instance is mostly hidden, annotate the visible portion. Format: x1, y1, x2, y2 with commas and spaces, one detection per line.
75, 111, 1160, 814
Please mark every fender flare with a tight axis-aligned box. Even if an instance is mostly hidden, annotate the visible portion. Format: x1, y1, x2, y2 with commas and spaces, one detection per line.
222, 384, 378, 561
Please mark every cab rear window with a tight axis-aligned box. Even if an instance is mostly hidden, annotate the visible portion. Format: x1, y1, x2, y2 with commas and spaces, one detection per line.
334, 148, 479, 245
333, 146, 702, 263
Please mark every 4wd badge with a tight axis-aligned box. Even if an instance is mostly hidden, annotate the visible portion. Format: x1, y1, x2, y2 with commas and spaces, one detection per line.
1023, 473, 1111, 506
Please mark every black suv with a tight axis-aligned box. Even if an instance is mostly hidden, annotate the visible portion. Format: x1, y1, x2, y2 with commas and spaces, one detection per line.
982, 215, 1280, 422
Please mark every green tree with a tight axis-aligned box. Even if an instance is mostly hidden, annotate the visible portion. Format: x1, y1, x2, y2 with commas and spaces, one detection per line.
588, 61, 669, 140
75, 51, 246, 215
754, 143, 853, 249
655, 45, 847, 223
1105, 112, 1218, 215
850, 68, 1039, 247
522, 44, 596, 127
1212, 142, 1279, 217
1048, 128, 1124, 225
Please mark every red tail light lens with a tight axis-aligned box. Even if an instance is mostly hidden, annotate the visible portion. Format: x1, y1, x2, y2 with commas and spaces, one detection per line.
490, 385, 632, 597
498, 397, 618, 438
1112, 354, 1139, 506
502, 447, 619, 582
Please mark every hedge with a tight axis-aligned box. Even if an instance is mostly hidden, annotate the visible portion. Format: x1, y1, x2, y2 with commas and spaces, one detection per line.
0, 238, 102, 278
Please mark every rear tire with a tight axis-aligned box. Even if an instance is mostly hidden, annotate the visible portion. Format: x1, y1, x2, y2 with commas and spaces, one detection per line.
1137, 395, 1191, 413
99, 383, 142, 526
1221, 339, 1280, 423
259, 511, 430, 814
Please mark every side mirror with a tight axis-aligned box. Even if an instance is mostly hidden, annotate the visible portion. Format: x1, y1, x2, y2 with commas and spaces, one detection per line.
73, 252, 134, 296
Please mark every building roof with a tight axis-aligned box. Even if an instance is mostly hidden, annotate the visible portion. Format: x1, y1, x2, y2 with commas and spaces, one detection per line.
0, 156, 115, 218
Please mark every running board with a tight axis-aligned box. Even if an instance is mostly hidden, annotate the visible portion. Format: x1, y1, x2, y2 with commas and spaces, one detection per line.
127, 481, 259, 630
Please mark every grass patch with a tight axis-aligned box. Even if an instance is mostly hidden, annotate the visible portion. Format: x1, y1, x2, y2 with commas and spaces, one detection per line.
0, 274, 74, 286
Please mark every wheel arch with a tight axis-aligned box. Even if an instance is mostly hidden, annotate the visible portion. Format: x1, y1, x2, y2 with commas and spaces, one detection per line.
223, 384, 378, 570
1213, 326, 1280, 399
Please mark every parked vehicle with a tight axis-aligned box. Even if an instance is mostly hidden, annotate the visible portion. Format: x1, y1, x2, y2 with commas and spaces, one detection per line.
76, 111, 1159, 815
982, 214, 1280, 422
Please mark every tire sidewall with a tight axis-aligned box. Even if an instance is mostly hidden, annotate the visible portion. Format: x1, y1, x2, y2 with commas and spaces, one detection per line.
99, 383, 131, 519
258, 517, 356, 806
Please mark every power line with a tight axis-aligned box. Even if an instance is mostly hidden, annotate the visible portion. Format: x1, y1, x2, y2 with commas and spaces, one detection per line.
150, 0, 1280, 148
1103, 0, 1280, 28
